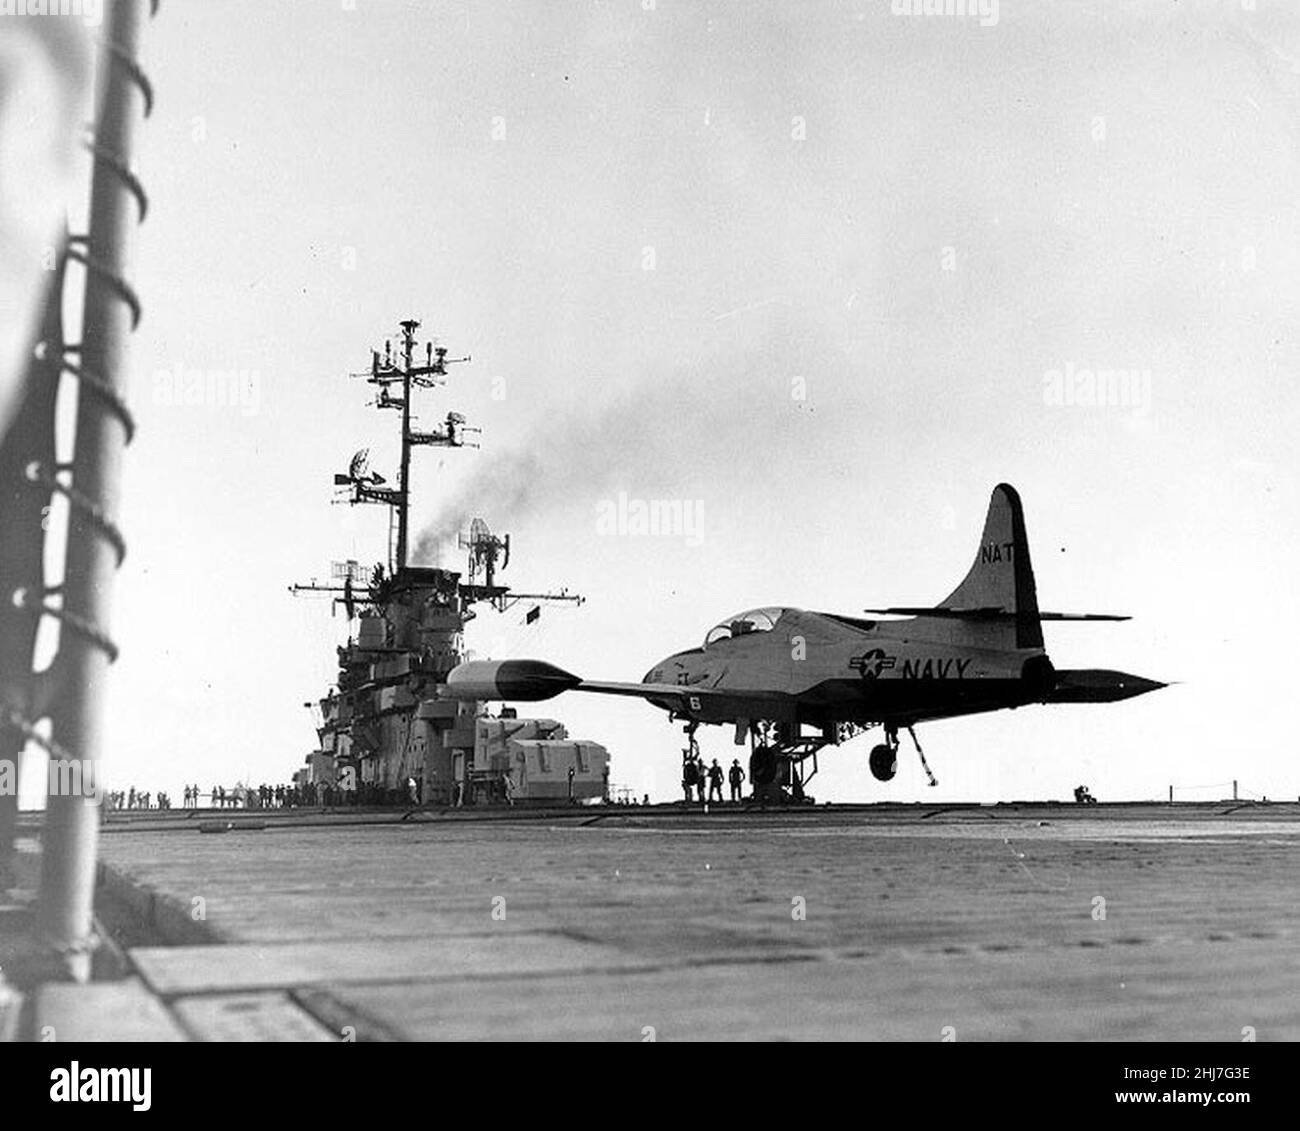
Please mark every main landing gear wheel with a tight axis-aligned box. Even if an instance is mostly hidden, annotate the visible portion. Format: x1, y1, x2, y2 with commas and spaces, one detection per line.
869, 741, 897, 782
870, 725, 938, 787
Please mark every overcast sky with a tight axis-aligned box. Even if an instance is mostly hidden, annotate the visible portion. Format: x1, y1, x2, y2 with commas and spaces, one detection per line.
25, 0, 1299, 805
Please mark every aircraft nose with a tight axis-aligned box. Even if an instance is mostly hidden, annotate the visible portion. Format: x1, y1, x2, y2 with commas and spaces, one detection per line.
642, 656, 678, 685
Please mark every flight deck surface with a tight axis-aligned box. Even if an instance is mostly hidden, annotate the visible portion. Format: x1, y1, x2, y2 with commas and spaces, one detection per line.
28, 802, 1300, 1041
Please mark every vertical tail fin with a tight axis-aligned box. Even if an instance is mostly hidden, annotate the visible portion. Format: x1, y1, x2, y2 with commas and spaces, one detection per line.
940, 483, 1043, 649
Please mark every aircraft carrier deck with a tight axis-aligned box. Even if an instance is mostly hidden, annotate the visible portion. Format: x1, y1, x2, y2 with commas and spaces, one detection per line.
9, 801, 1300, 1041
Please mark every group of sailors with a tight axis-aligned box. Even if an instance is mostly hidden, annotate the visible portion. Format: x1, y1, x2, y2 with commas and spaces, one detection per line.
109, 773, 757, 811
183, 783, 335, 809
107, 785, 316, 810
681, 752, 746, 803
105, 789, 172, 811
199, 781, 414, 809
180, 783, 311, 809
111, 781, 431, 811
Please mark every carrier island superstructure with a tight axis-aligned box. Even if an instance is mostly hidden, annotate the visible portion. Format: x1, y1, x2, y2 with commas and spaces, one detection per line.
290, 319, 609, 805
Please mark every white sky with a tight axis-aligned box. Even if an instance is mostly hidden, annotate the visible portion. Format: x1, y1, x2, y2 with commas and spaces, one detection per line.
28, 0, 1300, 805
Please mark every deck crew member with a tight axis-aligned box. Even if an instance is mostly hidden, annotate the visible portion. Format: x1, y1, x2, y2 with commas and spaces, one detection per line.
728, 759, 745, 801
707, 759, 724, 803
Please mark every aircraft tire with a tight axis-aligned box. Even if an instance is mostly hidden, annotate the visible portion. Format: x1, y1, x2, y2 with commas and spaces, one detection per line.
869, 743, 897, 782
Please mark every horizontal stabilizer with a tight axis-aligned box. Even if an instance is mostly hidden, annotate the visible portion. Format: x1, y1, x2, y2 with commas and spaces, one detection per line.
866, 607, 1130, 622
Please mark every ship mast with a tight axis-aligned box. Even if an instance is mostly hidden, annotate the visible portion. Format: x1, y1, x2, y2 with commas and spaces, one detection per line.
365, 317, 471, 572
396, 322, 416, 570
291, 316, 582, 614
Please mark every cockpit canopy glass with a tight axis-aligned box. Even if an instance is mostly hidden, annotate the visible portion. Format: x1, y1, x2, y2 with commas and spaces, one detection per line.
704, 607, 784, 649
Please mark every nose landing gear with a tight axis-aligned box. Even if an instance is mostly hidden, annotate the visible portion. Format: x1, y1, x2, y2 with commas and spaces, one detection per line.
746, 721, 822, 805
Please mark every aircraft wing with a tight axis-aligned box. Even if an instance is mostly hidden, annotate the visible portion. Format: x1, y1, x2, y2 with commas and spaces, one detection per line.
574, 679, 789, 718
576, 679, 707, 700
443, 661, 792, 720
865, 607, 1130, 622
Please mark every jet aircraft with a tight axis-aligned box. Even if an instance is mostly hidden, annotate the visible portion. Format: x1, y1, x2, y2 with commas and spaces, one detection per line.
443, 485, 1165, 798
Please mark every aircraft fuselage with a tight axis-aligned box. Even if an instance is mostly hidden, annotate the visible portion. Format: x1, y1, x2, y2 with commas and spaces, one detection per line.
641, 608, 1046, 729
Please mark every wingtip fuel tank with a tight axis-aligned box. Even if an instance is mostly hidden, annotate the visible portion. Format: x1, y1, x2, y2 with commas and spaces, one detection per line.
443, 659, 582, 702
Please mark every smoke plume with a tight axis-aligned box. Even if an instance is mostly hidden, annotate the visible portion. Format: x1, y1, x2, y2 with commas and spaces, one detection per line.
411, 358, 831, 564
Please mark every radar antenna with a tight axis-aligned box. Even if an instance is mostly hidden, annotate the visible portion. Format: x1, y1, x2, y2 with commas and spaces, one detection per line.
460, 517, 510, 589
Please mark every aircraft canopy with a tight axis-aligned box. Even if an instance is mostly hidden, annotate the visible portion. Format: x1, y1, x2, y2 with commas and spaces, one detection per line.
704, 607, 784, 649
